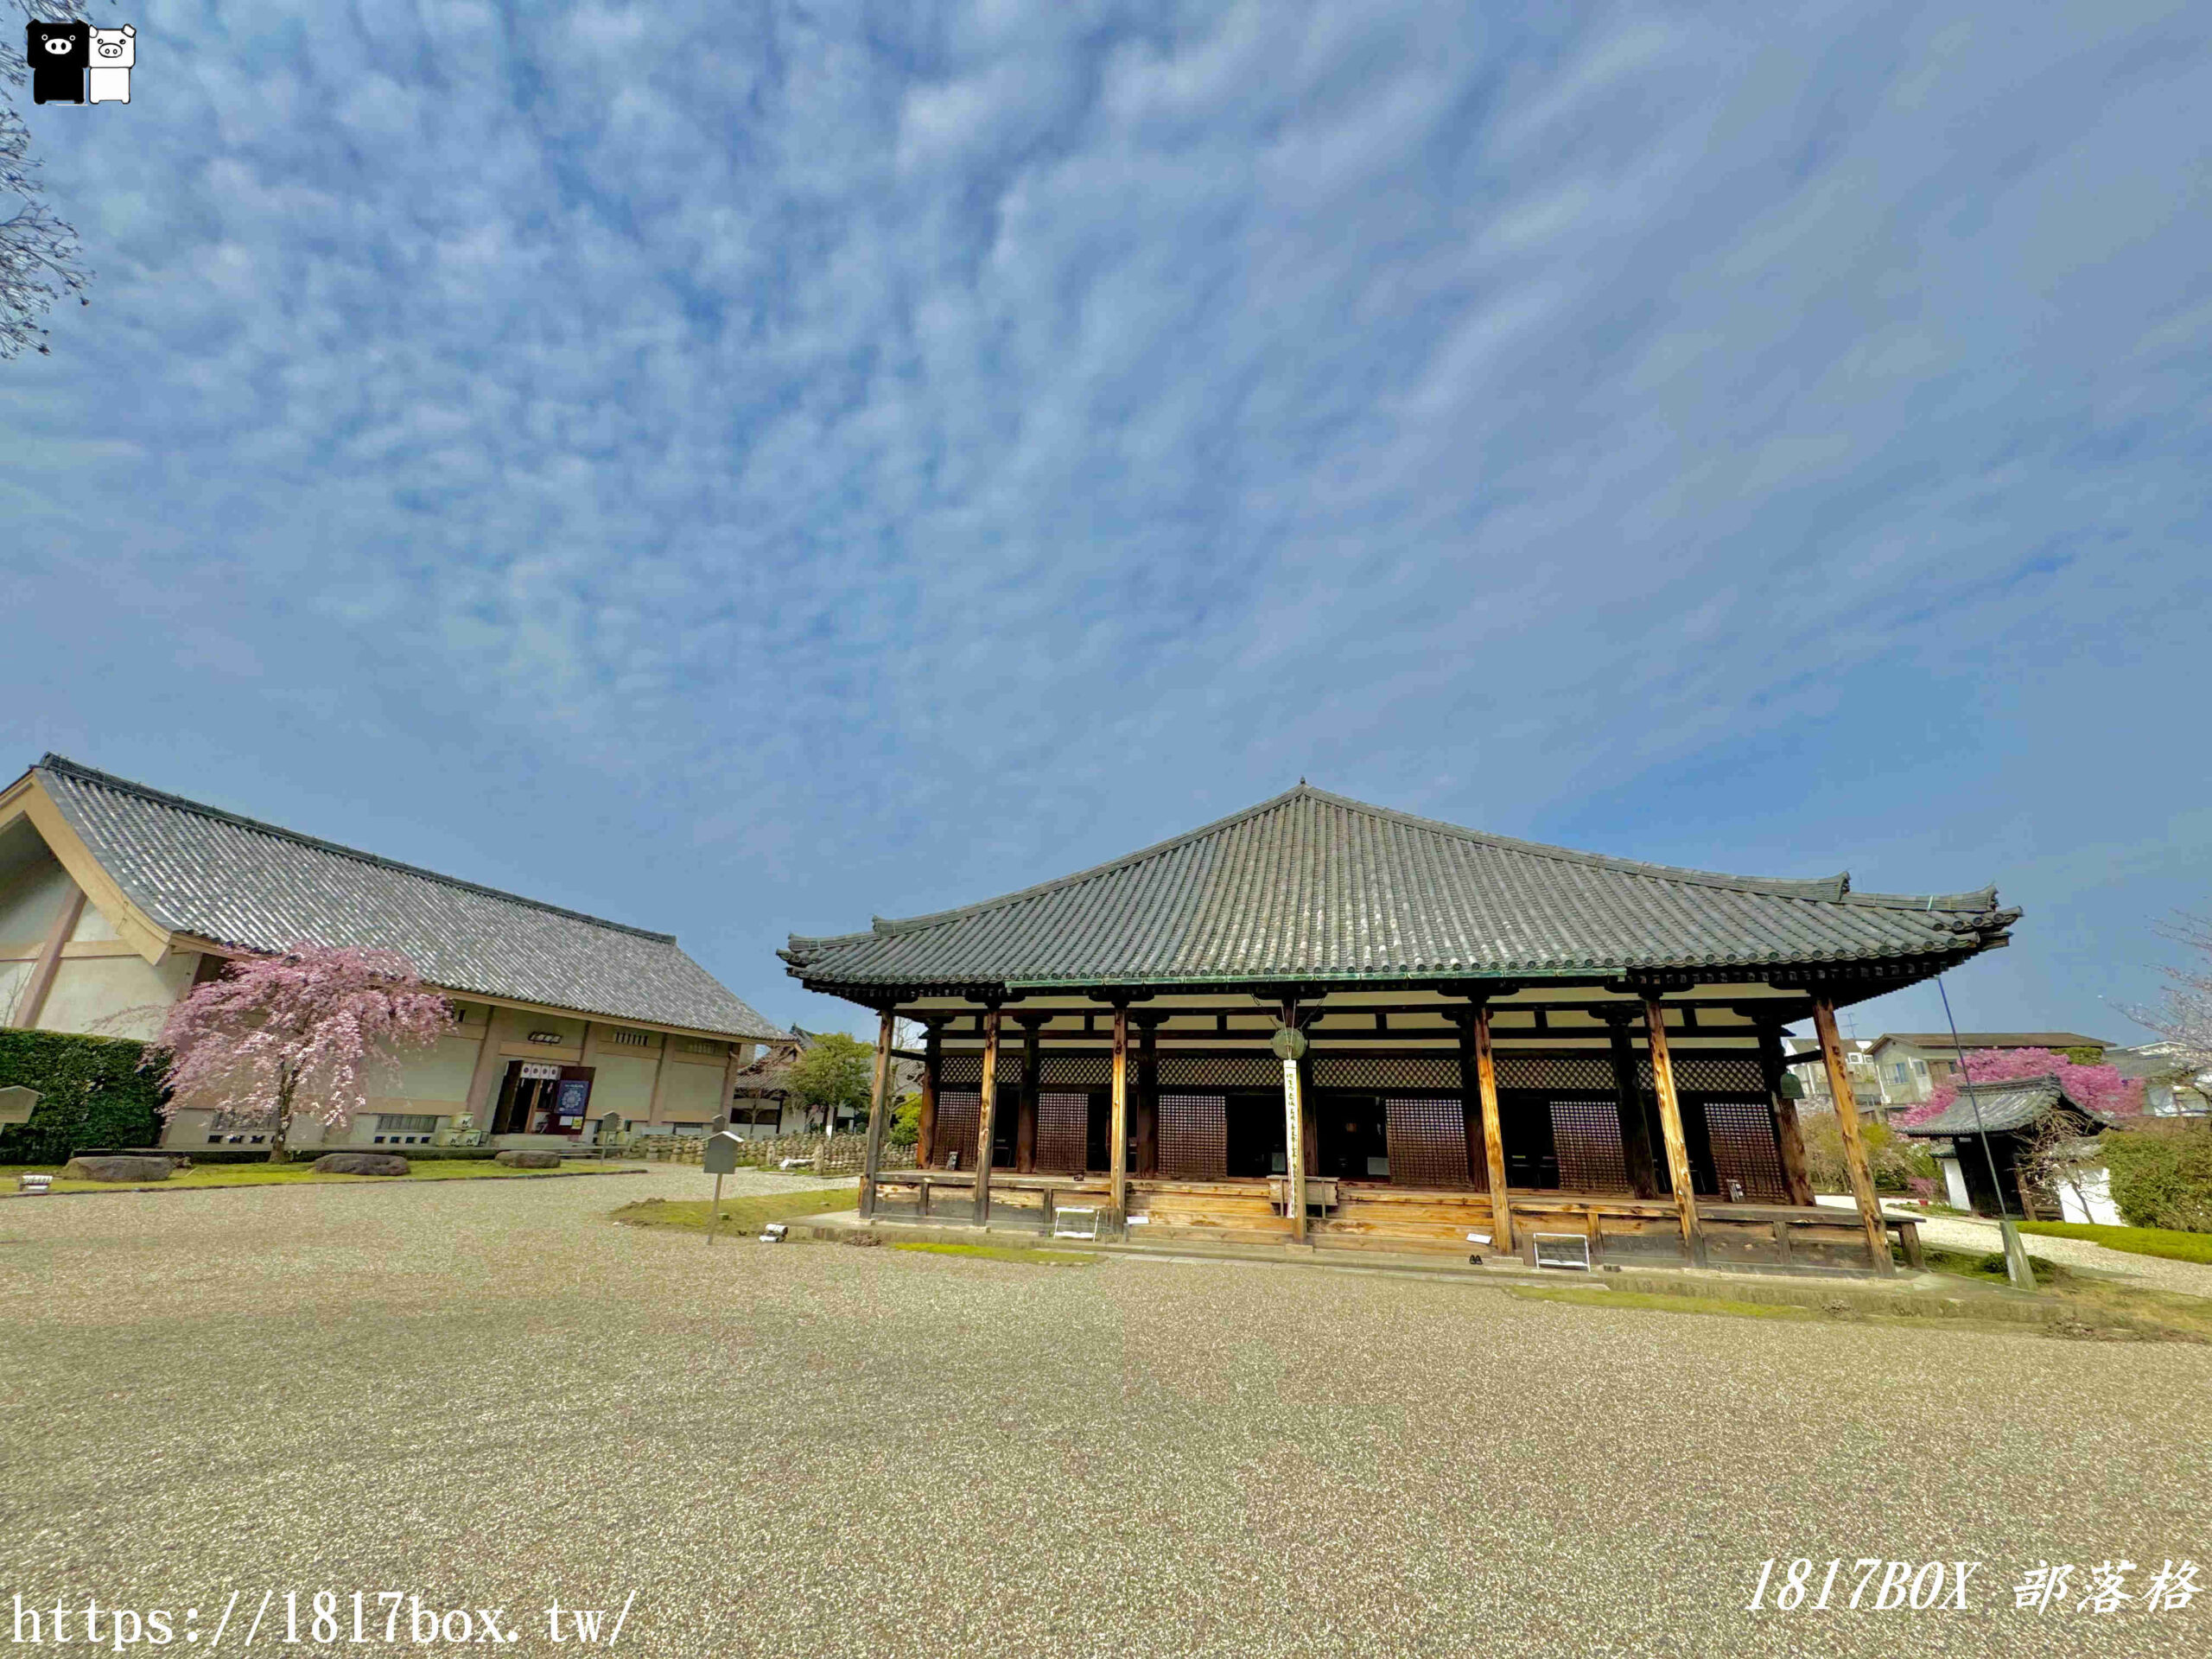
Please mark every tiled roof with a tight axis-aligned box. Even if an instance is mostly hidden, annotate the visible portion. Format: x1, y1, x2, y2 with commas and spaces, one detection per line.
783, 785, 2019, 993
1871, 1032, 2110, 1051
33, 756, 785, 1040
1899, 1076, 2121, 1137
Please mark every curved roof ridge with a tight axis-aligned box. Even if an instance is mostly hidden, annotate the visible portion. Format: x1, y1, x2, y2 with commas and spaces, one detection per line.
37, 753, 679, 944
802, 785, 1908, 952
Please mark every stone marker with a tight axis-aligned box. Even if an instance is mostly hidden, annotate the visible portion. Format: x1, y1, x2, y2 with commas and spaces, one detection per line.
60, 1154, 176, 1182
495, 1148, 563, 1168
310, 1152, 410, 1176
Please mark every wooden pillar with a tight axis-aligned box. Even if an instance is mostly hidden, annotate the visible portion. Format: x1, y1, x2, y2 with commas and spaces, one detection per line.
1455, 1014, 1484, 1189
1014, 1014, 1044, 1173
1813, 995, 1894, 1275
1603, 1009, 1660, 1198
859, 1008, 896, 1219
8, 884, 86, 1028
1109, 1003, 1130, 1229
1135, 1014, 1161, 1176
916, 1022, 941, 1167
1278, 998, 1307, 1243
1758, 1023, 1815, 1207
1298, 1052, 1319, 1184
1642, 995, 1703, 1264
1472, 1001, 1513, 1252
973, 1005, 1003, 1225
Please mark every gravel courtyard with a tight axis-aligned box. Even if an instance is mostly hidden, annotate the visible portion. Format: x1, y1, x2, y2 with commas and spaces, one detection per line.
3, 1168, 2207, 1659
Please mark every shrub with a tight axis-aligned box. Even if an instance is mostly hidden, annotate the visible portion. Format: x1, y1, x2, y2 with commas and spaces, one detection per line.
1800, 1111, 1937, 1193
2101, 1122, 2212, 1232
0, 1029, 167, 1163
888, 1092, 920, 1147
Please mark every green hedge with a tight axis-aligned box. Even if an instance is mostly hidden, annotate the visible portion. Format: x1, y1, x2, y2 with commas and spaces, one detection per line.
0, 1029, 167, 1164
2101, 1123, 2212, 1232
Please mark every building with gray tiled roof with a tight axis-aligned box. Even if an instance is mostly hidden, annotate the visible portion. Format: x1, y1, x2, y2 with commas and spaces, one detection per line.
785, 785, 2017, 1278
3, 754, 784, 1154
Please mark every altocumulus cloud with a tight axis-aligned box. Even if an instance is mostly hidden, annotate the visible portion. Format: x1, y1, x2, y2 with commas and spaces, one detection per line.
3, 0, 2209, 1035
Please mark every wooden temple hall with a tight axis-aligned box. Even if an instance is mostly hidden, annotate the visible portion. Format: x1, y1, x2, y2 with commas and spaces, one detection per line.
784, 788, 2020, 1276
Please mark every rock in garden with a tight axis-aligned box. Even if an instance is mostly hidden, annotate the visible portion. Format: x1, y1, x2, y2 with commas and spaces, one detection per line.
60, 1154, 176, 1182
494, 1149, 563, 1168
310, 1152, 410, 1176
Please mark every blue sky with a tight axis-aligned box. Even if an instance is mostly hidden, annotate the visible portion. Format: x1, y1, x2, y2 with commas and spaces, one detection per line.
4, 0, 2209, 1046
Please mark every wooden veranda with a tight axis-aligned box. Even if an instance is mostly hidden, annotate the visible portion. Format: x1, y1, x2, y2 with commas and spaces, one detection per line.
784, 787, 2016, 1276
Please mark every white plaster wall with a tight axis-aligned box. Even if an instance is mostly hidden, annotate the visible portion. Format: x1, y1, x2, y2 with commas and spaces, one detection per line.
69, 900, 120, 942
658, 1059, 725, 1122
590, 1052, 658, 1120
2057, 1166, 2124, 1226
0, 846, 73, 942
381, 1033, 481, 1106
1940, 1156, 1971, 1211
37, 951, 196, 1038
0, 959, 28, 1021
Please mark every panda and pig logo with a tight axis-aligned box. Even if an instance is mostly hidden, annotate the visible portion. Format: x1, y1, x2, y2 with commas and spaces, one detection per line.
27, 20, 134, 105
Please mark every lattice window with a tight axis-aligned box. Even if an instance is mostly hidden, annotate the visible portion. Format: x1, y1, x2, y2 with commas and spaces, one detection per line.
1159, 1054, 1280, 1090
1636, 1054, 1764, 1093
1034, 1092, 1090, 1174
1382, 1096, 1472, 1189
936, 1051, 1022, 1085
1548, 1099, 1628, 1192
1157, 1094, 1227, 1179
934, 1090, 981, 1168
1700, 1096, 1789, 1203
1041, 1054, 1111, 1087
1315, 1054, 1459, 1091
1497, 1052, 1616, 1092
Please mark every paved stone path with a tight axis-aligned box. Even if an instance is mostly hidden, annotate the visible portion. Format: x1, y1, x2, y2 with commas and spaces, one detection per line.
1910, 1211, 2212, 1300
3, 1166, 2207, 1658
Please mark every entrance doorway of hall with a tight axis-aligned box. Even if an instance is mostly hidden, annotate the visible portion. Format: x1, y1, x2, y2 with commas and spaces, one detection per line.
491, 1060, 596, 1136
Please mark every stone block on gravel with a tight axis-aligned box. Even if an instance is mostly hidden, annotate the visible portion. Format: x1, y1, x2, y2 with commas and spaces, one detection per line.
495, 1149, 563, 1168
60, 1154, 178, 1182
310, 1153, 411, 1177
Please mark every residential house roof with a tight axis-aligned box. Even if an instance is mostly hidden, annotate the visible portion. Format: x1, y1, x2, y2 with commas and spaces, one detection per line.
1869, 1032, 2111, 1053
28, 755, 785, 1041
784, 785, 2020, 993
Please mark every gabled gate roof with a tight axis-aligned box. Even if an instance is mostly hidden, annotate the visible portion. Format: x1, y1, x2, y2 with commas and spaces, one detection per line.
784, 785, 2018, 995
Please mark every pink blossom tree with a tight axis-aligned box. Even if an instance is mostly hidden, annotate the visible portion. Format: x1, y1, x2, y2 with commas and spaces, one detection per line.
151, 943, 456, 1161
1897, 1047, 2144, 1129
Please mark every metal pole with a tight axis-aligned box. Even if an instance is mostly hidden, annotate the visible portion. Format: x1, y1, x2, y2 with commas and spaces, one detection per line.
1939, 975, 2033, 1289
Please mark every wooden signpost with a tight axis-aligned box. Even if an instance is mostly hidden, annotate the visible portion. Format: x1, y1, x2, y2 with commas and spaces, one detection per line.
702, 1128, 742, 1245
0, 1086, 41, 1128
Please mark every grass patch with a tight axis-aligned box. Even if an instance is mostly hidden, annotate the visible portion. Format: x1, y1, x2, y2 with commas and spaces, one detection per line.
889, 1241, 1100, 1266
1923, 1245, 2070, 1287
1919, 1247, 2212, 1342
2017, 1220, 2212, 1266
1, 1160, 607, 1193
1507, 1285, 1816, 1321
608, 1190, 852, 1235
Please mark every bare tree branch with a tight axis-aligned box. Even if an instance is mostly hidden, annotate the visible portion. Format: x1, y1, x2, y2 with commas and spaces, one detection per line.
2120, 909, 2212, 1071
2, 2, 95, 359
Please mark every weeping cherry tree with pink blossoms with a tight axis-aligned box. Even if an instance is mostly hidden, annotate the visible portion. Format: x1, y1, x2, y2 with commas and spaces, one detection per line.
152, 943, 456, 1161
